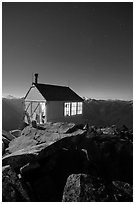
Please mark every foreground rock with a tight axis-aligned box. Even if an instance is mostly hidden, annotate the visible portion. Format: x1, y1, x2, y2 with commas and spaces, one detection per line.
2, 136, 10, 146
2, 129, 16, 155
3, 124, 86, 169
81, 134, 133, 184
2, 165, 30, 202
3, 123, 87, 201
3, 148, 88, 201
2, 122, 133, 201
6, 122, 85, 154
10, 129, 21, 138
2, 129, 16, 141
62, 174, 133, 202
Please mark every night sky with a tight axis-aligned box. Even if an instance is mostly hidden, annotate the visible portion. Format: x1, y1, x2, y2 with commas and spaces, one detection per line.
2, 2, 133, 100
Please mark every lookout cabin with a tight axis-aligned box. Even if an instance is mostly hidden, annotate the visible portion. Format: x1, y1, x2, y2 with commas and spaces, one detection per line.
24, 74, 84, 125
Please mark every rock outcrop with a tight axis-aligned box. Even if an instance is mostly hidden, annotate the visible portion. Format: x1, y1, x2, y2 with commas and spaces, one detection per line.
62, 174, 133, 202
2, 129, 16, 141
6, 122, 85, 154
10, 129, 21, 138
2, 165, 30, 202
2, 122, 133, 201
2, 129, 16, 155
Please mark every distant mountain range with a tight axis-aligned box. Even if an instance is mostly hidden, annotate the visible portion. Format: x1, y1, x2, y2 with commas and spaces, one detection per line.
2, 96, 133, 131
2, 97, 24, 131
3, 95, 18, 99
83, 98, 133, 129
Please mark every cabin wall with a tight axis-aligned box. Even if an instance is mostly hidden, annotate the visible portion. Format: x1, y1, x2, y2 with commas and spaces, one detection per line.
25, 86, 47, 124
46, 101, 84, 124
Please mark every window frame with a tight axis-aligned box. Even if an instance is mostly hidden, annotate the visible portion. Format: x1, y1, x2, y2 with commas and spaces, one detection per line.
77, 102, 83, 114
64, 101, 83, 117
64, 102, 71, 116
71, 102, 77, 116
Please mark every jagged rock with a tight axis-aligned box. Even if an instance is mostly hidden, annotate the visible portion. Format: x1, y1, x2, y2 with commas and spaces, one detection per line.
101, 127, 116, 135
78, 133, 133, 184
20, 162, 40, 175
2, 123, 133, 202
2, 149, 39, 168
10, 129, 21, 138
112, 181, 133, 201
2, 165, 30, 201
58, 122, 76, 133
2, 136, 10, 146
3, 148, 88, 202
3, 128, 86, 169
2, 129, 15, 141
62, 174, 133, 202
6, 133, 39, 154
2, 141, 5, 155
7, 123, 86, 154
21, 122, 76, 136
42, 122, 76, 134
62, 174, 107, 201
19, 148, 89, 201
4, 123, 133, 184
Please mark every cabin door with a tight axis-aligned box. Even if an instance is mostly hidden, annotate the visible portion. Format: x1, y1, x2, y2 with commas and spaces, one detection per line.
25, 101, 46, 124
39, 102, 46, 124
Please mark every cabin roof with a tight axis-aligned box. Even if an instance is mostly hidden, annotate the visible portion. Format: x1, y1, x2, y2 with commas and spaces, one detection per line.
32, 83, 84, 101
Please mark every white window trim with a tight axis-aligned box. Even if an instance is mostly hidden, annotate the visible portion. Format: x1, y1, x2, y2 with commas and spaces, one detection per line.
64, 102, 71, 116
64, 102, 83, 116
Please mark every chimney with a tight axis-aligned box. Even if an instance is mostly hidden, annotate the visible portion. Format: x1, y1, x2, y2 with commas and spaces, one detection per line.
34, 73, 38, 84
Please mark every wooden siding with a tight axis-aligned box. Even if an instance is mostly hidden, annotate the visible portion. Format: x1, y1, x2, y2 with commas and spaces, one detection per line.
47, 101, 84, 124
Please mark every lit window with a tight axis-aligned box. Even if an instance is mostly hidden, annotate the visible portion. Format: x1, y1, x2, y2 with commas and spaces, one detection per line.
77, 102, 82, 114
64, 103, 71, 116
71, 102, 77, 115
64, 102, 83, 116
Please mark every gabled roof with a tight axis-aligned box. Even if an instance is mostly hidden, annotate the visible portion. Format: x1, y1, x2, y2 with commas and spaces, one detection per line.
32, 83, 84, 102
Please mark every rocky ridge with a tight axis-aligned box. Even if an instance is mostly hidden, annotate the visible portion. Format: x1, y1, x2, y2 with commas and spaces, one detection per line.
2, 122, 133, 201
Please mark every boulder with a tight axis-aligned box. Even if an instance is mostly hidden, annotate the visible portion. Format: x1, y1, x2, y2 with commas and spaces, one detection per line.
112, 181, 133, 201
10, 129, 21, 138
62, 174, 133, 202
62, 174, 81, 202
7, 123, 86, 154
2, 149, 39, 168
2, 165, 30, 201
2, 136, 10, 146
3, 129, 86, 169
2, 129, 15, 141
19, 148, 89, 202
62, 174, 107, 202
79, 133, 133, 184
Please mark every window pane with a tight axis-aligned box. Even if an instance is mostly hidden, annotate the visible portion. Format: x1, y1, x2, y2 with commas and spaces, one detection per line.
64, 103, 70, 116
71, 102, 77, 115
77, 102, 82, 114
